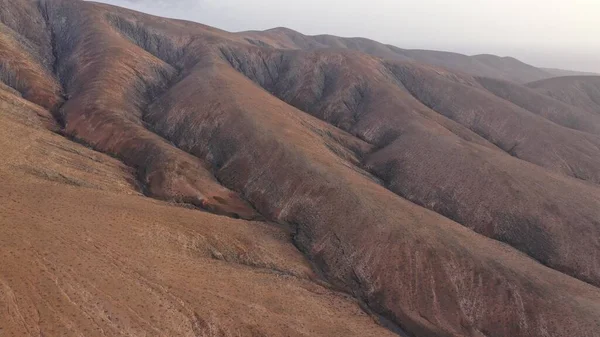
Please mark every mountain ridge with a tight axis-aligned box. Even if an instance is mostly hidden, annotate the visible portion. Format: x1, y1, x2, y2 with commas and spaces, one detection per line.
240, 26, 581, 84
1, 1, 600, 336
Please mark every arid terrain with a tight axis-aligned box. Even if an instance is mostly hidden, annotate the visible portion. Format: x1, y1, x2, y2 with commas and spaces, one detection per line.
1, 1, 600, 336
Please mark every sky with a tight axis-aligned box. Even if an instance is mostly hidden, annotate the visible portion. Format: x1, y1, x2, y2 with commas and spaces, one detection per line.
93, 0, 599, 73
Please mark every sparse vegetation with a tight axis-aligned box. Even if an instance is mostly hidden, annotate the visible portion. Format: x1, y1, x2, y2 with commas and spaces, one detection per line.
1, 1, 599, 337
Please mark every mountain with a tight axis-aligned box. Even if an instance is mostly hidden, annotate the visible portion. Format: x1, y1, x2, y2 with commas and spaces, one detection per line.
1, 1, 600, 336
241, 27, 556, 84
528, 76, 600, 113
542, 67, 599, 77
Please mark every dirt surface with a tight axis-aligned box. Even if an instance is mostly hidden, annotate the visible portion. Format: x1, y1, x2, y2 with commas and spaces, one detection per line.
0, 77, 395, 337
1, 1, 600, 336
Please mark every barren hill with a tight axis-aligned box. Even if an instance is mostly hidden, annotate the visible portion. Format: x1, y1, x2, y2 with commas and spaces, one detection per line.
1, 1, 600, 337
542, 67, 599, 77
241, 27, 555, 84
528, 76, 600, 113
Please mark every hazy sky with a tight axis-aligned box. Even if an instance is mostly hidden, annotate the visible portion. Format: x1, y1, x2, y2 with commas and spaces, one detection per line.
94, 0, 599, 72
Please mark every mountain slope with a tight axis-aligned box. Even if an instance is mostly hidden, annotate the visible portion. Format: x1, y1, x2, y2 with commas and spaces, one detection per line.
217, 44, 600, 285
1, 1, 600, 337
528, 76, 600, 114
0, 98, 395, 336
241, 27, 554, 83
0, 6, 396, 336
477, 76, 600, 134
542, 67, 599, 77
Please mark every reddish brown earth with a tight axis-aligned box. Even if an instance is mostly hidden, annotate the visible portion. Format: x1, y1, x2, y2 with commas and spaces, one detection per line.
1, 1, 600, 337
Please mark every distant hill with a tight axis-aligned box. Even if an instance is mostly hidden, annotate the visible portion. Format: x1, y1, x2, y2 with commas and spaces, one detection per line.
528, 76, 600, 113
542, 67, 599, 77
242, 27, 556, 83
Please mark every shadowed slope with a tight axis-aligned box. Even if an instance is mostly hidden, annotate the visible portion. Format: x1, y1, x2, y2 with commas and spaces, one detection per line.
213, 44, 600, 287
471, 54, 551, 83
0, 0, 62, 112
241, 27, 553, 83
528, 76, 600, 114
233, 32, 600, 183
144, 43, 600, 337
0, 12, 396, 335
40, 0, 259, 219
476, 76, 600, 134
2, 1, 600, 337
387, 62, 600, 183
95, 10, 600, 336
542, 67, 599, 77
0, 87, 396, 336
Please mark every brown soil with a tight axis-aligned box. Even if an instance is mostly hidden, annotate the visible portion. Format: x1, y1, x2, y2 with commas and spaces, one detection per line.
1, 1, 600, 336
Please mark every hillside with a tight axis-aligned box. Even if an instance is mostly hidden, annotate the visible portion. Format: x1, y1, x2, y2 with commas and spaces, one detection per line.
1, 1, 600, 337
0, 87, 395, 337
241, 27, 555, 83
542, 67, 599, 77
528, 76, 600, 113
